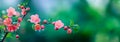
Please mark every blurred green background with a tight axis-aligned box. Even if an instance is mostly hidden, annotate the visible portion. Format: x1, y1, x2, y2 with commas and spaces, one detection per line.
0, 0, 120, 42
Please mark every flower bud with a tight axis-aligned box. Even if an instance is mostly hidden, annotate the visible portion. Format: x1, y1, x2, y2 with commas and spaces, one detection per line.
16, 34, 19, 39
67, 29, 72, 34
18, 17, 22, 23
41, 25, 45, 29
52, 22, 55, 25
55, 27, 59, 30
64, 26, 68, 30
20, 6, 25, 9
43, 20, 47, 24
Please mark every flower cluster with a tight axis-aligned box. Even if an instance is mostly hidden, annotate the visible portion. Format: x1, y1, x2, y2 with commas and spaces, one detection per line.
29, 14, 45, 31
1, 6, 30, 32
19, 6, 30, 15
0, 6, 30, 40
53, 20, 72, 34
29, 15, 72, 34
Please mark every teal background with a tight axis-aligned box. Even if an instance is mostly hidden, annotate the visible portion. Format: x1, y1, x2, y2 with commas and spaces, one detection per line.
0, 0, 120, 42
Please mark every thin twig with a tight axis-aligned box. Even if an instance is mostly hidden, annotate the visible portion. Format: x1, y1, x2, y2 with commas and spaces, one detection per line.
0, 32, 8, 42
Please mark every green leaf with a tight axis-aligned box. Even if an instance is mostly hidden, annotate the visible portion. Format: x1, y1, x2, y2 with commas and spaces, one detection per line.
48, 18, 52, 22
72, 24, 80, 32
2, 15, 8, 19
70, 20, 74, 27
22, 3, 26, 6
0, 25, 5, 29
32, 24, 35, 30
6, 33, 12, 38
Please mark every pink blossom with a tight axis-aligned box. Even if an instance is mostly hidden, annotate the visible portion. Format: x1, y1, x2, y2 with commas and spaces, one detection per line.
30, 14, 40, 24
14, 23, 20, 29
7, 7, 16, 17
7, 25, 17, 32
54, 20, 64, 29
7, 7, 20, 17
21, 11, 26, 15
35, 24, 41, 31
7, 25, 14, 32
3, 18, 12, 26
14, 12, 20, 17
7, 23, 20, 32
21, 7, 30, 15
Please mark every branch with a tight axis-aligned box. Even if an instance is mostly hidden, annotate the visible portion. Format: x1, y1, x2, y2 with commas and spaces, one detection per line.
0, 32, 8, 42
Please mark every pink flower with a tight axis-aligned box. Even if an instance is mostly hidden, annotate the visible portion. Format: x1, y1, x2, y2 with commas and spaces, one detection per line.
3, 18, 12, 26
21, 11, 26, 15
54, 20, 64, 30
7, 7, 16, 17
14, 23, 20, 29
14, 12, 20, 17
7, 25, 17, 32
20, 7, 30, 15
7, 23, 20, 32
30, 14, 40, 24
35, 24, 41, 31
